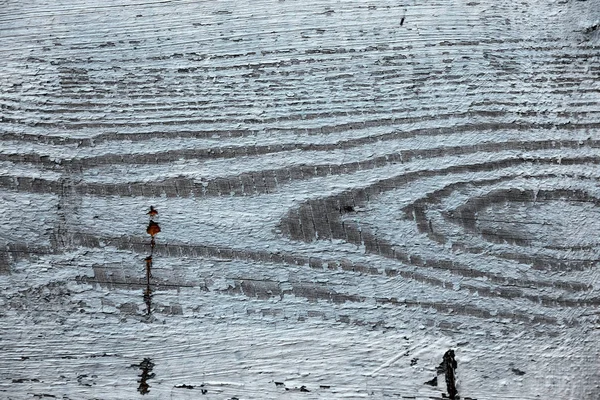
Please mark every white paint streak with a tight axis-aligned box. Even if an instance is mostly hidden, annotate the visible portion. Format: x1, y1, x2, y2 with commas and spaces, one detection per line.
0, 0, 599, 399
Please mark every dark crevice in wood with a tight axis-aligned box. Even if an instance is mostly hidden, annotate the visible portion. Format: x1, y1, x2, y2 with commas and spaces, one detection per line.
437, 349, 458, 400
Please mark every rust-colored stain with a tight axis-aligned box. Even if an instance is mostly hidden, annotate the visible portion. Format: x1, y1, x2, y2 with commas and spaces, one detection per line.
146, 221, 161, 237
147, 205, 158, 218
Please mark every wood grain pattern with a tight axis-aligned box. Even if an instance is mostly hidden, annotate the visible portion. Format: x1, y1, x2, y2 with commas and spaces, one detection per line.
1, 0, 599, 399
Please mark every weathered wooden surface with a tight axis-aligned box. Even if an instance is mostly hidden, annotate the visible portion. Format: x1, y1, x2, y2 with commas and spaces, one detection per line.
1, 0, 599, 399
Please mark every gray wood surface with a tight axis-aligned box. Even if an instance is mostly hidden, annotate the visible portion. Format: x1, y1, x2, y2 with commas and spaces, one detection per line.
1, 0, 599, 399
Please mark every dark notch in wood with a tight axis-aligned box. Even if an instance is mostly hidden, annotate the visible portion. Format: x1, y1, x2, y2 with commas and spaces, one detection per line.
133, 358, 155, 395
174, 384, 194, 389
144, 256, 153, 285
143, 284, 153, 316
436, 349, 458, 399
584, 23, 599, 34
424, 376, 438, 386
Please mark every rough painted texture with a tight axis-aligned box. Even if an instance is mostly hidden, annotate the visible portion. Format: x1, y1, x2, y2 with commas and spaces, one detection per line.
1, 0, 599, 399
